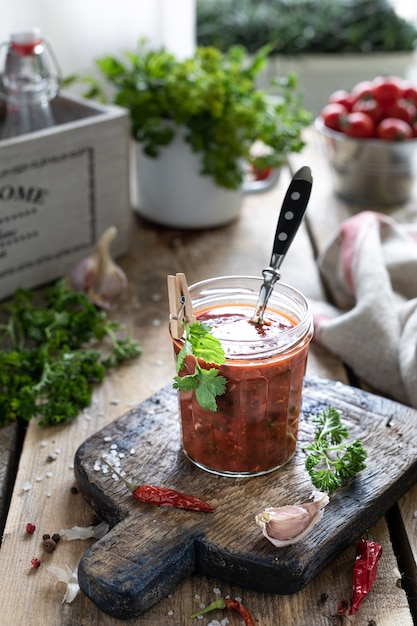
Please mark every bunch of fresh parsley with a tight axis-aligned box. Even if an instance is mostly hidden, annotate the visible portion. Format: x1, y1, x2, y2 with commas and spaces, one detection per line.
0, 280, 141, 427
173, 321, 227, 411
304, 406, 367, 492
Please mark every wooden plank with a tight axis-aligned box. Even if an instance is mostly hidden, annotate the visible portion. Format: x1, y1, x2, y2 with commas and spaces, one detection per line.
0, 422, 21, 542
0, 166, 411, 624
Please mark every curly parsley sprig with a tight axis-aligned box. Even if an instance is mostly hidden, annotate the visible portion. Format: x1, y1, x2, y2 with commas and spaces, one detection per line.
0, 280, 141, 427
173, 320, 227, 412
304, 406, 367, 492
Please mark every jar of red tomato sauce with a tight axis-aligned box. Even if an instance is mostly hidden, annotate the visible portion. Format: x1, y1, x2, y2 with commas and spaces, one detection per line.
173, 276, 313, 477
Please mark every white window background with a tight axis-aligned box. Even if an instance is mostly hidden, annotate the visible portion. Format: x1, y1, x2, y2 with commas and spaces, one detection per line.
0, 0, 196, 77
0, 1, 415, 80
391, 0, 417, 22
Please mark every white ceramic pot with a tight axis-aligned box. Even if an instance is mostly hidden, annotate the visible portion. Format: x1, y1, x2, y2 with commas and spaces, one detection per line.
131, 131, 279, 230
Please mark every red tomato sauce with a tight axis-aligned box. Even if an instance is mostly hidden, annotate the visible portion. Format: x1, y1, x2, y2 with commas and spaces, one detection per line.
176, 304, 311, 475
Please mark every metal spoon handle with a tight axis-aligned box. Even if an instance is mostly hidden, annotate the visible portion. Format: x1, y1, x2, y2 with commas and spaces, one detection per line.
252, 166, 313, 324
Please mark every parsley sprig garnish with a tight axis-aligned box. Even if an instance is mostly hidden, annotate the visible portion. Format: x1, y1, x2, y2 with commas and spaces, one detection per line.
304, 407, 367, 492
173, 320, 227, 412
0, 280, 141, 427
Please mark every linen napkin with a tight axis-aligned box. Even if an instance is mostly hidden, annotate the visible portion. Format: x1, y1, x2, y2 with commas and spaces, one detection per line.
313, 210, 417, 409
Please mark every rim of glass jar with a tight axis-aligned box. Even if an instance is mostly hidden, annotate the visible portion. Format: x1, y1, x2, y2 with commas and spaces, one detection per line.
188, 275, 313, 359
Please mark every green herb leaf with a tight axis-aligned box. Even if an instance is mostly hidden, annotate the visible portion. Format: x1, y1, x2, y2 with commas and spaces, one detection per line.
77, 43, 311, 190
0, 280, 142, 427
304, 407, 367, 492
185, 321, 226, 365
174, 320, 226, 411
195, 367, 227, 411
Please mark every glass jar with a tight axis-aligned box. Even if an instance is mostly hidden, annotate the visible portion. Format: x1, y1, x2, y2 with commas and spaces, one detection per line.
172, 275, 313, 477
0, 28, 61, 139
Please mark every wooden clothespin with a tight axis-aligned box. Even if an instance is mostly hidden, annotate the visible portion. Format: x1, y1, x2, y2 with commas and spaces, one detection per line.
167, 273, 196, 339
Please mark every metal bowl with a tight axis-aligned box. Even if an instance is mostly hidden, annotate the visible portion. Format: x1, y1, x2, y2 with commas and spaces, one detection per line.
315, 116, 417, 206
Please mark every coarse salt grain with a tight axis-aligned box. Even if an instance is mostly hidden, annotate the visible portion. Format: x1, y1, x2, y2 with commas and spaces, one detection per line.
22, 481, 32, 491
130, 449, 136, 455
104, 436, 112, 442
167, 610, 174, 616
213, 587, 221, 595
35, 475, 44, 482
110, 444, 118, 450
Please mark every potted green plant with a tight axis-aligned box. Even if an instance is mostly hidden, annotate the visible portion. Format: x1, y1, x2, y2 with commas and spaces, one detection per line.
76, 42, 311, 229
196, 0, 417, 114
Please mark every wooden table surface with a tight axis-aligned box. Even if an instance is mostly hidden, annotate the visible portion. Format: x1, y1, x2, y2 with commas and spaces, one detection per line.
1, 128, 417, 625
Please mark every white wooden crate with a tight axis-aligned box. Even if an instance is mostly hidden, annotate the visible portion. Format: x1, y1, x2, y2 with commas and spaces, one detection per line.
0, 92, 132, 301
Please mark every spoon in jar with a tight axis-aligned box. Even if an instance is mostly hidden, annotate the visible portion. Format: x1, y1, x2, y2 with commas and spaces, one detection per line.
251, 165, 313, 325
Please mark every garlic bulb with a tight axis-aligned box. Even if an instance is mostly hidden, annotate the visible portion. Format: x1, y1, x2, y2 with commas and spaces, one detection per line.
255, 490, 329, 547
70, 226, 127, 308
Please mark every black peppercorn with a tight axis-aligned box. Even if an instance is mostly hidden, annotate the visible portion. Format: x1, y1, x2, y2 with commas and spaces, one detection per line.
43, 537, 57, 553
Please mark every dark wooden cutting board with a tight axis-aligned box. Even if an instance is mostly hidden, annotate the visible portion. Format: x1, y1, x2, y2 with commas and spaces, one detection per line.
74, 375, 417, 620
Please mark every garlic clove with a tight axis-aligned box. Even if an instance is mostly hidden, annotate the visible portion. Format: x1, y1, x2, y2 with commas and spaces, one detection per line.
47, 565, 80, 603
255, 490, 329, 547
69, 255, 98, 293
69, 226, 127, 309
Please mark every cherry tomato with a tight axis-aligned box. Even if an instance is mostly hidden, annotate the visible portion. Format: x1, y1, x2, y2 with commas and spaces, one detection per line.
321, 102, 348, 131
371, 76, 403, 107
352, 97, 384, 123
251, 165, 272, 181
376, 117, 413, 141
342, 111, 375, 138
401, 81, 417, 108
350, 80, 374, 103
386, 98, 417, 125
328, 89, 353, 111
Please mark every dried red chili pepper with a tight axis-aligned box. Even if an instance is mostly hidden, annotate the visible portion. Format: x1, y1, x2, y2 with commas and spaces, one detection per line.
101, 458, 214, 513
31, 557, 41, 569
349, 537, 382, 615
191, 597, 255, 625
